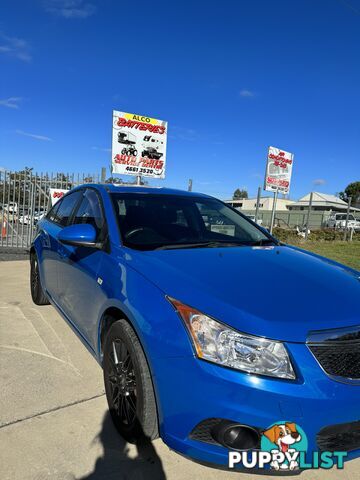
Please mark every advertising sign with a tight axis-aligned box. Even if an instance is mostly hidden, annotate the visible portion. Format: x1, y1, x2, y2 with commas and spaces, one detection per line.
49, 188, 69, 206
264, 146, 294, 194
111, 110, 167, 179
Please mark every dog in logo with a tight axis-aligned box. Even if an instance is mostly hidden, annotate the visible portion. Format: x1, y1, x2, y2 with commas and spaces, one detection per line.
263, 422, 302, 470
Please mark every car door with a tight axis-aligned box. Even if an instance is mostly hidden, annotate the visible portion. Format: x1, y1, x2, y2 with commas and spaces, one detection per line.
56, 188, 108, 344
39, 190, 83, 299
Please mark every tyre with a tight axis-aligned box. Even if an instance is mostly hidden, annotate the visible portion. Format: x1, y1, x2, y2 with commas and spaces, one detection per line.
30, 252, 50, 305
103, 318, 158, 443
133, 149, 138, 156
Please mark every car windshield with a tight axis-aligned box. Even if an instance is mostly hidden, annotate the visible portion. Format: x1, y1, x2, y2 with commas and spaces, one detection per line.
111, 193, 274, 250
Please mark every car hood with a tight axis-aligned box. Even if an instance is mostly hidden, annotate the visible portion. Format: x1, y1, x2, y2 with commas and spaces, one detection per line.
125, 245, 360, 343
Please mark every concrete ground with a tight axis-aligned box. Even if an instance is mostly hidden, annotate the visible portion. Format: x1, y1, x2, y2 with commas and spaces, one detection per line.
0, 261, 358, 480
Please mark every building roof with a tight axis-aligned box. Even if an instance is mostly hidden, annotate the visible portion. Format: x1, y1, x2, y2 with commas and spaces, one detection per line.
225, 197, 294, 203
289, 192, 360, 211
297, 192, 347, 205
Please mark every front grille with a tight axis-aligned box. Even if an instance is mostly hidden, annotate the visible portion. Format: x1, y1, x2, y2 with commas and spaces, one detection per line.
309, 343, 360, 379
307, 327, 360, 382
317, 421, 360, 452
189, 418, 222, 445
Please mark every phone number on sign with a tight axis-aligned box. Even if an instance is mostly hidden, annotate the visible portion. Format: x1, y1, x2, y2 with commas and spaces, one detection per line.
125, 166, 162, 175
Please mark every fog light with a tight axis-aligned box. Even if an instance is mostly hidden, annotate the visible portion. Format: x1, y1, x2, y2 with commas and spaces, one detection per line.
211, 421, 260, 451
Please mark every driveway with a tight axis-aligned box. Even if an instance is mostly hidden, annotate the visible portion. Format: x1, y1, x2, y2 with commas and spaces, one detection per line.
0, 260, 358, 479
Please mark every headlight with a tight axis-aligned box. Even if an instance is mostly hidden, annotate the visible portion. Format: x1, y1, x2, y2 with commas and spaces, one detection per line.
168, 298, 295, 380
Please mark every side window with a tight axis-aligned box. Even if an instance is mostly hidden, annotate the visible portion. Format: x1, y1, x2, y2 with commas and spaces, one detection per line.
72, 189, 105, 240
47, 200, 61, 222
53, 191, 83, 227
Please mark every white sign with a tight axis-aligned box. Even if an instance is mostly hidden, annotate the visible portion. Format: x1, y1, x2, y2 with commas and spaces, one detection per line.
264, 146, 294, 194
49, 188, 69, 206
112, 110, 167, 179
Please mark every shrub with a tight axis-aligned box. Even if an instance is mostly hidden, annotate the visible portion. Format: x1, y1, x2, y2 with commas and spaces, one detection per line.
271, 227, 360, 243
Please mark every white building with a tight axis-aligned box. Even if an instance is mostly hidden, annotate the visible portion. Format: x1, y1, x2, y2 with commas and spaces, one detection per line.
225, 197, 294, 211
287, 192, 360, 212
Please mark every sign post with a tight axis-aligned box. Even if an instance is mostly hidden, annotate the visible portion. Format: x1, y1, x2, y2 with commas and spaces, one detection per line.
264, 146, 294, 234
111, 111, 168, 182
269, 188, 279, 234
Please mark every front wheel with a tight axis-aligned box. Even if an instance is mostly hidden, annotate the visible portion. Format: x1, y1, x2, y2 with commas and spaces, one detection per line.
30, 252, 50, 305
103, 318, 158, 443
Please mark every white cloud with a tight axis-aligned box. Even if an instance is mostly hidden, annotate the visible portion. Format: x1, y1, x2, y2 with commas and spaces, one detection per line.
0, 34, 31, 62
239, 89, 255, 98
92, 146, 111, 152
16, 130, 53, 142
45, 0, 96, 18
171, 126, 199, 141
313, 178, 326, 186
0, 97, 23, 109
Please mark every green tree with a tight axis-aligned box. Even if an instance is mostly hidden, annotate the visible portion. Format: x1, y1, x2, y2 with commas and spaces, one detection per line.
339, 181, 360, 208
233, 188, 248, 199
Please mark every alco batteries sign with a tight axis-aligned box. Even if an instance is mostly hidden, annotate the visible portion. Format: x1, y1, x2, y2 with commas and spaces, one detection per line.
111, 110, 168, 179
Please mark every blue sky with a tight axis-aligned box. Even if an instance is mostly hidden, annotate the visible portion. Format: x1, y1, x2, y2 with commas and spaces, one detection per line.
1, 0, 359, 200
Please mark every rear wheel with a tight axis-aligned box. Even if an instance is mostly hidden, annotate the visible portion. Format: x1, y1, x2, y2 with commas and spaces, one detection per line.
30, 252, 50, 305
103, 318, 158, 443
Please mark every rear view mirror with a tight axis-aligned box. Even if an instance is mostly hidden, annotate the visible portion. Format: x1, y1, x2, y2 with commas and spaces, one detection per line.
58, 224, 98, 248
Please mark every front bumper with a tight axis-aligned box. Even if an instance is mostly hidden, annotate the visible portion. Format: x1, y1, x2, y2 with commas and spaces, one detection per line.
152, 342, 360, 469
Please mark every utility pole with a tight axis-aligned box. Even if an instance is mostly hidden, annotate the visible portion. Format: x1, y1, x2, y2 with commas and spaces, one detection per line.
343, 196, 352, 241
304, 191, 313, 241
255, 186, 261, 225
101, 167, 106, 184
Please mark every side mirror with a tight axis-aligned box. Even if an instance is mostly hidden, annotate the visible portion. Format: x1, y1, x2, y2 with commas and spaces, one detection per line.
58, 224, 99, 248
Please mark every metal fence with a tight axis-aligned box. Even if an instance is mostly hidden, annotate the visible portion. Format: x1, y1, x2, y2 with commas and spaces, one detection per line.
0, 170, 101, 249
241, 210, 330, 229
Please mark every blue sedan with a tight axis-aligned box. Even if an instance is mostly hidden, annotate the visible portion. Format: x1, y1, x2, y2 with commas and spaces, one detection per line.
30, 184, 360, 469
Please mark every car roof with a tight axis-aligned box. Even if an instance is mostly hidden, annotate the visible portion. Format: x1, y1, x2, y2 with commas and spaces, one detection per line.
78, 184, 214, 199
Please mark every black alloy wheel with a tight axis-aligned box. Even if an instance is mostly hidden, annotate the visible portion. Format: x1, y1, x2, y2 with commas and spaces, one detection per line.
30, 252, 50, 305
103, 319, 158, 442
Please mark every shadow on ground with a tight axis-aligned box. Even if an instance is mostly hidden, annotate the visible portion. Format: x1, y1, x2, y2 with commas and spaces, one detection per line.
79, 411, 166, 480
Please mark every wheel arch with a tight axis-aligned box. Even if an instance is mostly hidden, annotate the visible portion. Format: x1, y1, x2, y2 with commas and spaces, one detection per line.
98, 305, 161, 437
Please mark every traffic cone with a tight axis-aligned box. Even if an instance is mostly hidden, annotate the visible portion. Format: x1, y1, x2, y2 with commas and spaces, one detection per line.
1, 218, 7, 238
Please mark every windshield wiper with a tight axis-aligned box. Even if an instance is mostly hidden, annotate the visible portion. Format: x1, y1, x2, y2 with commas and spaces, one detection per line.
247, 238, 279, 246
154, 241, 248, 250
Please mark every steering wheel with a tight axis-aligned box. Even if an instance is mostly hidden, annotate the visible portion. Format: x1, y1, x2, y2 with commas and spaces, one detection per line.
125, 227, 146, 240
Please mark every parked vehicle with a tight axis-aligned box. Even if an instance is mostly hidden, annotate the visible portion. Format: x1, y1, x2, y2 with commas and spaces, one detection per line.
18, 214, 31, 225
3, 202, 18, 214
327, 213, 360, 231
30, 185, 360, 470
18, 209, 45, 226
33, 210, 45, 225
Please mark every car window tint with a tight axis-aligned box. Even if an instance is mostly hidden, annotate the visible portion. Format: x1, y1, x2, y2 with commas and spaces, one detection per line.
72, 189, 105, 240
111, 193, 268, 250
47, 201, 61, 222
54, 191, 83, 227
